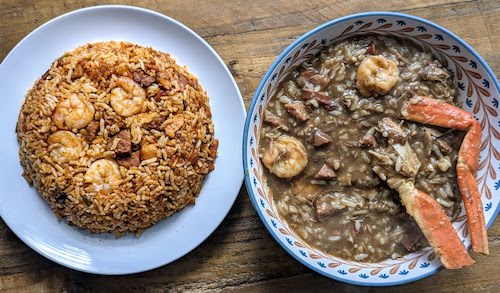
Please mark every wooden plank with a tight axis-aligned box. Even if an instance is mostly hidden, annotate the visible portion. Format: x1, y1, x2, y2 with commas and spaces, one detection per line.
0, 0, 498, 291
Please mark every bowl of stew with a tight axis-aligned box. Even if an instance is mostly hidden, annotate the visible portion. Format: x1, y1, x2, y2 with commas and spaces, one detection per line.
243, 12, 500, 286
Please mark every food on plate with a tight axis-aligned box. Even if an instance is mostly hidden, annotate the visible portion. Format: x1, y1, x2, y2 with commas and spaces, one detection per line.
16, 41, 218, 235
259, 35, 487, 268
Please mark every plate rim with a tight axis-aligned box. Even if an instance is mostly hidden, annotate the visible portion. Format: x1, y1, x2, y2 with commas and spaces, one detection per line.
243, 11, 500, 286
0, 4, 246, 275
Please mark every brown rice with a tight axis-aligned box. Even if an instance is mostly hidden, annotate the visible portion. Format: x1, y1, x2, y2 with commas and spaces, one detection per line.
16, 41, 218, 236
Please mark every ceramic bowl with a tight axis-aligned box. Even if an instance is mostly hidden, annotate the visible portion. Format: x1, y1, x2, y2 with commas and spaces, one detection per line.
243, 11, 499, 286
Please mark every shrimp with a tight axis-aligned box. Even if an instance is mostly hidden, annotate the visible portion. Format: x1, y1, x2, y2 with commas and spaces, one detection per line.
110, 76, 146, 117
84, 159, 122, 191
53, 94, 95, 130
356, 55, 399, 97
47, 130, 83, 163
261, 135, 308, 178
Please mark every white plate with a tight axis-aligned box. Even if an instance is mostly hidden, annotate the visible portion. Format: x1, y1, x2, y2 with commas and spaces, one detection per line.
0, 5, 245, 274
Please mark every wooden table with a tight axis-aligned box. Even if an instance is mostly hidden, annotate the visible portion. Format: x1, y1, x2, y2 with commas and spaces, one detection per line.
0, 0, 498, 291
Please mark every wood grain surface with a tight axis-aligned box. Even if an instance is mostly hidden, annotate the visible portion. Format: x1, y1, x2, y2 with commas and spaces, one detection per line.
0, 0, 499, 292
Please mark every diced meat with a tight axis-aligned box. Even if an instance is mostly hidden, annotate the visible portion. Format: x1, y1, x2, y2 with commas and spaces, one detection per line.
154, 90, 167, 102
310, 74, 330, 89
133, 69, 156, 87
113, 129, 132, 155
285, 102, 310, 122
208, 139, 219, 158
296, 68, 317, 87
71, 64, 84, 80
140, 144, 158, 160
378, 117, 408, 143
178, 73, 190, 89
313, 129, 332, 147
436, 139, 452, 154
87, 63, 113, 82
366, 41, 376, 55
302, 88, 314, 100
313, 191, 347, 222
165, 114, 185, 138
116, 151, 140, 168
145, 116, 167, 130
358, 133, 377, 148
83, 120, 100, 142
314, 91, 331, 105
314, 164, 336, 180
302, 88, 331, 107
419, 62, 450, 82
103, 112, 124, 128
264, 111, 284, 127
300, 68, 317, 78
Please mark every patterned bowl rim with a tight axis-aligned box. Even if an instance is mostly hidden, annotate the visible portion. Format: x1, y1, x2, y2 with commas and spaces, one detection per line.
243, 11, 500, 286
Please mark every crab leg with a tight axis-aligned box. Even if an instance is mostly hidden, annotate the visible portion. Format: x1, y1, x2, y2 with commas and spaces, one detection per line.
402, 96, 488, 254
386, 178, 474, 269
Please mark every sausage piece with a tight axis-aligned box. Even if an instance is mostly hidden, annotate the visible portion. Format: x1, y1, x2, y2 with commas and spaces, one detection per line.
116, 151, 140, 167
285, 102, 310, 122
132, 69, 155, 87
112, 129, 132, 155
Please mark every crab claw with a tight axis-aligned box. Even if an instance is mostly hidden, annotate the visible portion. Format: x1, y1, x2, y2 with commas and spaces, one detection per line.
371, 138, 474, 269
378, 173, 474, 269
402, 96, 488, 255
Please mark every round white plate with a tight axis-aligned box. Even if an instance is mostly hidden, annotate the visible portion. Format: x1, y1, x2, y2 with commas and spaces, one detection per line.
0, 5, 245, 274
